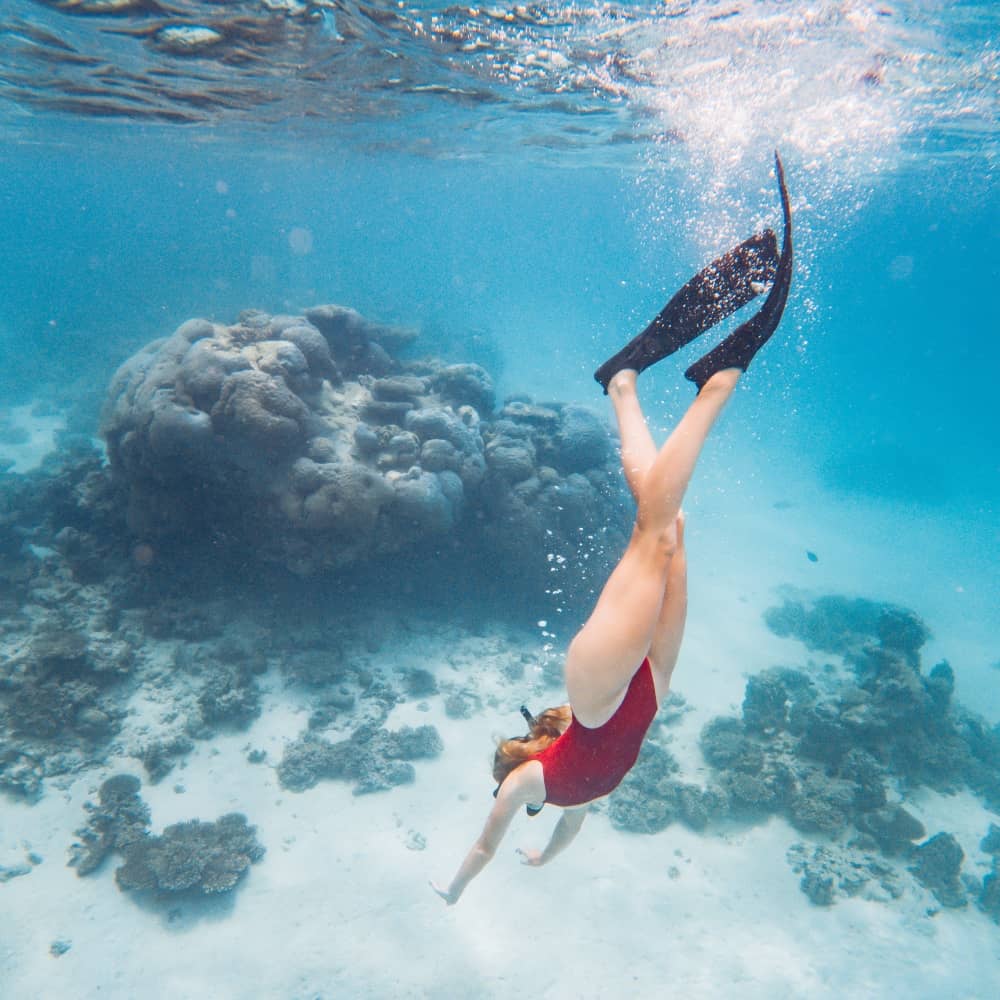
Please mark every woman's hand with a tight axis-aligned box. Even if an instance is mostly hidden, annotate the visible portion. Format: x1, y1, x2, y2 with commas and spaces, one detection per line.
429, 880, 457, 905
516, 847, 544, 867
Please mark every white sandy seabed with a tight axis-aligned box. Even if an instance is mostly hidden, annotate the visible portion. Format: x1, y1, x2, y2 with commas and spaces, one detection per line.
2, 436, 999, 1000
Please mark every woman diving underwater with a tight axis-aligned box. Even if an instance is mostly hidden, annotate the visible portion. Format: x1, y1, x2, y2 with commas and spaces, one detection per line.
433, 153, 793, 905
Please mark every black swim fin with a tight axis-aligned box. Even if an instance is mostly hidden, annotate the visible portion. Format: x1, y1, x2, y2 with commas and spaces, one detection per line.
594, 228, 780, 393
683, 152, 793, 391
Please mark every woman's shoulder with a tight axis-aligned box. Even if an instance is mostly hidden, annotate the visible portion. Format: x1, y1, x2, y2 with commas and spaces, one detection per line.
508, 759, 546, 803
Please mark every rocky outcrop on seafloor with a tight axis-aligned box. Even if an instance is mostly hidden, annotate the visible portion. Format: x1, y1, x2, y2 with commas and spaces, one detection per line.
100, 304, 628, 589
606, 592, 1000, 919
71, 773, 264, 899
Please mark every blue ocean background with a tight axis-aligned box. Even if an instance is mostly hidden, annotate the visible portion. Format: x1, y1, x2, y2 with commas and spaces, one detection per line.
1, 1, 999, 995
3, 121, 996, 646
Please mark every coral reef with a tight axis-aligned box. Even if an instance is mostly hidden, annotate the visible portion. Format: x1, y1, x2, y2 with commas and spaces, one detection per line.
1, 301, 629, 803
0, 452, 139, 799
115, 813, 264, 897
761, 595, 1000, 809
100, 305, 628, 592
606, 592, 1000, 921
71, 773, 264, 899
277, 723, 443, 794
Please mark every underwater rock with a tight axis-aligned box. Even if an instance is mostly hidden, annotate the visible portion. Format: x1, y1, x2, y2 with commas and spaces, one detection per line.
307, 688, 358, 729
787, 843, 904, 906
499, 400, 559, 428
909, 832, 966, 908
277, 723, 443, 794
698, 713, 801, 820
855, 804, 926, 856
749, 593, 1000, 830
197, 663, 262, 730
956, 712, 1000, 810
787, 772, 855, 835
800, 869, 836, 906
101, 305, 626, 592
0, 861, 32, 883
431, 363, 495, 415
404, 668, 438, 697
484, 434, 536, 483
607, 742, 682, 834
554, 405, 612, 473
115, 813, 264, 897
303, 304, 415, 377
71, 774, 151, 876
30, 623, 90, 676
720, 765, 793, 816
924, 660, 955, 709
980, 823, 1000, 856
979, 859, 1000, 924
139, 736, 195, 784
699, 717, 761, 771
764, 595, 929, 667
608, 741, 727, 835
742, 672, 790, 733
658, 690, 691, 726
282, 648, 351, 688
795, 703, 851, 765
444, 692, 475, 719
3, 606, 129, 783
692, 597, 1000, 871
144, 599, 224, 641
0, 749, 45, 800
837, 748, 888, 811
52, 526, 107, 584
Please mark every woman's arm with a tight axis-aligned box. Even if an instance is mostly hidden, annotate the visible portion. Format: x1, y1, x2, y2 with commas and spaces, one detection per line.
518, 807, 588, 867
431, 780, 525, 905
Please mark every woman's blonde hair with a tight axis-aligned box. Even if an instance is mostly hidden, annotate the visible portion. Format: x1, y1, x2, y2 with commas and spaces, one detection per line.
492, 705, 571, 785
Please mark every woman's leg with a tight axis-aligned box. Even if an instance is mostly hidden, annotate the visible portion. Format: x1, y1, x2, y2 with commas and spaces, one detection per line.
610, 370, 657, 504
648, 512, 687, 697
565, 369, 738, 725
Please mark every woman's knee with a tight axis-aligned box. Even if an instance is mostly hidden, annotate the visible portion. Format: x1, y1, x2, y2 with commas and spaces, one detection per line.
631, 518, 679, 561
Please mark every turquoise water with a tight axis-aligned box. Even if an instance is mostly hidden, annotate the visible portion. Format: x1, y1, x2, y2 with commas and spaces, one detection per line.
1, 2, 998, 997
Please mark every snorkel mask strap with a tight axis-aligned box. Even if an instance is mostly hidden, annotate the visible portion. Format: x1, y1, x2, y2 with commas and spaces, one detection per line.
493, 704, 539, 800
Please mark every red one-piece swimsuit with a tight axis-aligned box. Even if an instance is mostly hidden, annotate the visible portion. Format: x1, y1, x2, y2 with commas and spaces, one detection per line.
531, 658, 658, 807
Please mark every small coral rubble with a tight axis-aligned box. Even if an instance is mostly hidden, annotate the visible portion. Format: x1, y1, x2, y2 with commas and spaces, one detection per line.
101, 304, 627, 586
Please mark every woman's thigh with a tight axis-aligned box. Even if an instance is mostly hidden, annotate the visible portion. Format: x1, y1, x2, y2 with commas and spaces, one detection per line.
563, 532, 672, 724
